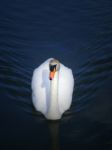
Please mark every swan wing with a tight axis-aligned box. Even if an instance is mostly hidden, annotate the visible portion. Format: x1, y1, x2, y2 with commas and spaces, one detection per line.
58, 64, 74, 114
31, 58, 52, 114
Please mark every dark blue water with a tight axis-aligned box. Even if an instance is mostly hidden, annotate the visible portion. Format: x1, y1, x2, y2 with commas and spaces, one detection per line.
0, 0, 112, 150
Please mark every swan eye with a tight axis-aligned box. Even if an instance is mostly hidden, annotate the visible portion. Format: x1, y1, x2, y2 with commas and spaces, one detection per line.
50, 65, 57, 72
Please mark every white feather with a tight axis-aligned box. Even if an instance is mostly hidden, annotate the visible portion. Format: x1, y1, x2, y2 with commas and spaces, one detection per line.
31, 58, 74, 120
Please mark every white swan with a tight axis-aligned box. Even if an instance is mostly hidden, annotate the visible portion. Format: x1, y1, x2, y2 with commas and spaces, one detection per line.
31, 58, 74, 120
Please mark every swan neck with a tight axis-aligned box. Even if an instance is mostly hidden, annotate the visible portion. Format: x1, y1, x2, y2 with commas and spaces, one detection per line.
51, 71, 58, 103
46, 71, 61, 120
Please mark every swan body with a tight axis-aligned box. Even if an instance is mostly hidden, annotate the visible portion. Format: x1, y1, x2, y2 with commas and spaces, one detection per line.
31, 58, 74, 120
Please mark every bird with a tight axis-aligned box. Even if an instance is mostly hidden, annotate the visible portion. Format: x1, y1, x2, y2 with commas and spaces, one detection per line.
31, 58, 74, 120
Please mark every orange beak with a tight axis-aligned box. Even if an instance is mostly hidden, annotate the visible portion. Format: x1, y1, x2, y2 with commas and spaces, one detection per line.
49, 69, 56, 80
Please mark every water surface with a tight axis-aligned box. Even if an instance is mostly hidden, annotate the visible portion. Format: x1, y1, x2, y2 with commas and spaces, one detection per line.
0, 0, 112, 150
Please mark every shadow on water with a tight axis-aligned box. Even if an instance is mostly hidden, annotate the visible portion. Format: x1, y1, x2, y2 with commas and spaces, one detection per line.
47, 121, 60, 150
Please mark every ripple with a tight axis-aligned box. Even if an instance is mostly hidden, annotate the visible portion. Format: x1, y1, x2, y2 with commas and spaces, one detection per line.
0, 46, 112, 121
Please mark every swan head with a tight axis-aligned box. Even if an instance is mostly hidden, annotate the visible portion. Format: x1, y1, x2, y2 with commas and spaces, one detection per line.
49, 59, 60, 80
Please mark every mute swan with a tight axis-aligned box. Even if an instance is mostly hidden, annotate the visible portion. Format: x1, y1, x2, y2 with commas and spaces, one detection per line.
31, 58, 74, 120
